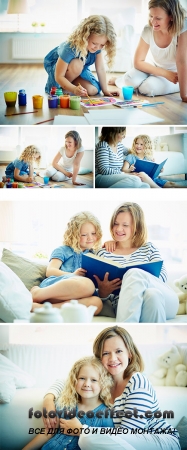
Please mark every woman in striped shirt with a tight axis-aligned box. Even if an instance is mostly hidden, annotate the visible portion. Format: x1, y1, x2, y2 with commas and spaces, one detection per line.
43, 326, 180, 450
94, 202, 178, 323
95, 128, 150, 189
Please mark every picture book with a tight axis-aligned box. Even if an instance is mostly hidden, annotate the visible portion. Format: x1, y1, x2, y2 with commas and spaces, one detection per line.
80, 97, 117, 108
133, 158, 168, 178
25, 182, 42, 188
82, 253, 163, 294
114, 100, 149, 108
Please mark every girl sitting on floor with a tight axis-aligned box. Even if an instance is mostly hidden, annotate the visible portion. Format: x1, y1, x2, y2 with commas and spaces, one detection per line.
5, 145, 41, 183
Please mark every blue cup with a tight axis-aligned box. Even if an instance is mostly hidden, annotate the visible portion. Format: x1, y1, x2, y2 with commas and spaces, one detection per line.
122, 86, 134, 101
43, 177, 49, 185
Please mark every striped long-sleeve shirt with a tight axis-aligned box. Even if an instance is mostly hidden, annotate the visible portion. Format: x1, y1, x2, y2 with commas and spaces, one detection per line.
95, 141, 128, 175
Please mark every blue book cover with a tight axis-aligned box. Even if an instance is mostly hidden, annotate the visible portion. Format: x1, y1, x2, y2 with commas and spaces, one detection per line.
133, 158, 167, 178
82, 253, 163, 294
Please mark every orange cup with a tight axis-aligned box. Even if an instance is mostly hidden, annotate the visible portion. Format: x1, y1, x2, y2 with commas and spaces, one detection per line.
12, 182, 18, 188
60, 95, 70, 108
32, 95, 43, 109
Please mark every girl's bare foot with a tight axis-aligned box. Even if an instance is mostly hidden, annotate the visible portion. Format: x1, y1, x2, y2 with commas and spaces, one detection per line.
163, 181, 185, 188
31, 302, 43, 311
30, 286, 43, 302
108, 77, 117, 86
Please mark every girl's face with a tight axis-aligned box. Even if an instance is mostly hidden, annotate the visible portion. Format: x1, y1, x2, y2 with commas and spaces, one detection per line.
149, 7, 173, 32
87, 33, 107, 53
65, 137, 76, 150
115, 131, 126, 144
33, 152, 40, 160
76, 364, 101, 400
79, 222, 98, 250
102, 336, 130, 378
112, 212, 133, 244
134, 138, 145, 157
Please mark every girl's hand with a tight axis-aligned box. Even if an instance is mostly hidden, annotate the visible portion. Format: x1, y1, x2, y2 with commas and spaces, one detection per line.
102, 240, 116, 252
129, 164, 136, 172
74, 268, 87, 276
26, 176, 34, 182
94, 273, 121, 298
74, 85, 87, 96
59, 417, 82, 435
103, 90, 120, 97
164, 70, 178, 84
42, 397, 57, 429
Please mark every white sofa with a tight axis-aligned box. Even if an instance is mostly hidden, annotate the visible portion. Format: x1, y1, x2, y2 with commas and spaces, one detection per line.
0, 342, 186, 450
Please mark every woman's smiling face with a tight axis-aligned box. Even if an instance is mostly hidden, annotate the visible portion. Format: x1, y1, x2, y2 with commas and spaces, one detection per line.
101, 335, 130, 378
149, 7, 172, 32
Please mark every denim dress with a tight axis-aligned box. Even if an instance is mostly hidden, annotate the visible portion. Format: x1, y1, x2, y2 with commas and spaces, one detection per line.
40, 246, 91, 288
44, 42, 101, 94
124, 154, 167, 187
41, 404, 114, 450
5, 158, 29, 178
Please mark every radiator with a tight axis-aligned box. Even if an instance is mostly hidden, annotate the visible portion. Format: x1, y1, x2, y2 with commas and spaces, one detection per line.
12, 38, 60, 59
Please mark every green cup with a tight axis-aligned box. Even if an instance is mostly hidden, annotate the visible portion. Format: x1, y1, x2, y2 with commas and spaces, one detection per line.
70, 96, 81, 110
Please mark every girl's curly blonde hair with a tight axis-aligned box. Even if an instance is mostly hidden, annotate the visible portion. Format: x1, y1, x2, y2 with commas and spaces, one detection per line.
19, 145, 41, 165
68, 15, 116, 68
63, 211, 102, 253
130, 135, 153, 160
57, 356, 114, 409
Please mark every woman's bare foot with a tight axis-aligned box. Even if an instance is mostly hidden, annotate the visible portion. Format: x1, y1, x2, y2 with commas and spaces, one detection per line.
163, 181, 185, 188
108, 77, 117, 86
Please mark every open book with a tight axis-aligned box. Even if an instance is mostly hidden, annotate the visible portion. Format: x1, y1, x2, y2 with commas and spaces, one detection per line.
133, 159, 167, 179
82, 253, 163, 294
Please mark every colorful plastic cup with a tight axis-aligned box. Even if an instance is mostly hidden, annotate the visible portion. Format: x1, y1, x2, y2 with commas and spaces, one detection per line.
12, 182, 18, 188
4, 92, 17, 107
60, 95, 70, 108
32, 95, 43, 109
70, 96, 81, 110
48, 95, 58, 108
6, 182, 12, 188
122, 86, 134, 101
0, 182, 4, 188
43, 176, 49, 185
18, 183, 24, 188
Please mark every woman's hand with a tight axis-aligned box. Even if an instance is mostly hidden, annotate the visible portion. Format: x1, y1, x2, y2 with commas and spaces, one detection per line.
59, 417, 82, 435
66, 172, 73, 178
103, 240, 116, 252
94, 273, 121, 298
73, 268, 87, 276
42, 396, 57, 429
163, 70, 178, 84
74, 85, 87, 96
72, 181, 85, 186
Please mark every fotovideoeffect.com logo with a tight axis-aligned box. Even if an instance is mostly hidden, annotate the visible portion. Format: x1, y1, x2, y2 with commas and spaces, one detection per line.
28, 407, 174, 420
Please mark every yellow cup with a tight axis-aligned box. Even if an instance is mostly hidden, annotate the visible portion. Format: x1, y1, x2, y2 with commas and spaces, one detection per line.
4, 91, 17, 107
32, 95, 43, 109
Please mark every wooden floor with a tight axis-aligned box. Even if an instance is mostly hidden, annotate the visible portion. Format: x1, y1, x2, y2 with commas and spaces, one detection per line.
1, 64, 187, 126
0, 165, 93, 189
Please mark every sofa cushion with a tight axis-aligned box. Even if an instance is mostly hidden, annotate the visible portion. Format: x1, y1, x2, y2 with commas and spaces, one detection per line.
1, 248, 47, 290
0, 376, 16, 403
0, 354, 35, 403
0, 262, 32, 323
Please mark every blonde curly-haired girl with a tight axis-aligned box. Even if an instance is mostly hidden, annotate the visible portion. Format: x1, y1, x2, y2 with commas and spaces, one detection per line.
123, 135, 184, 188
5, 145, 41, 183
31, 211, 103, 313
44, 15, 118, 97
22, 356, 114, 450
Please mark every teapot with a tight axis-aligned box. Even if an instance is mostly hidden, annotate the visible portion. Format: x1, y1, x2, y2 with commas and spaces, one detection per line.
61, 300, 97, 323
30, 302, 63, 323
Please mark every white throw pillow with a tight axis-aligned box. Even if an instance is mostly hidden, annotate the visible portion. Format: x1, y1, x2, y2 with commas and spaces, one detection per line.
0, 354, 35, 390
0, 376, 16, 403
0, 262, 32, 323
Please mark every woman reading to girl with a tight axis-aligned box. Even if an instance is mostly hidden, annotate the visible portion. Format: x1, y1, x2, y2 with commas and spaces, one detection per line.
44, 15, 118, 97
42, 326, 180, 450
31, 211, 102, 315
43, 131, 85, 186
123, 135, 184, 188
22, 356, 114, 450
110, 0, 187, 102
94, 202, 178, 323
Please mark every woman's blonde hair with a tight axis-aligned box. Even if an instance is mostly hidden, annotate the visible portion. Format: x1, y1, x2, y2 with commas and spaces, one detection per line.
19, 145, 41, 164
93, 326, 144, 380
65, 131, 82, 150
57, 356, 114, 409
130, 135, 153, 160
99, 127, 126, 145
148, 0, 186, 35
68, 15, 116, 68
110, 202, 147, 248
63, 211, 102, 252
